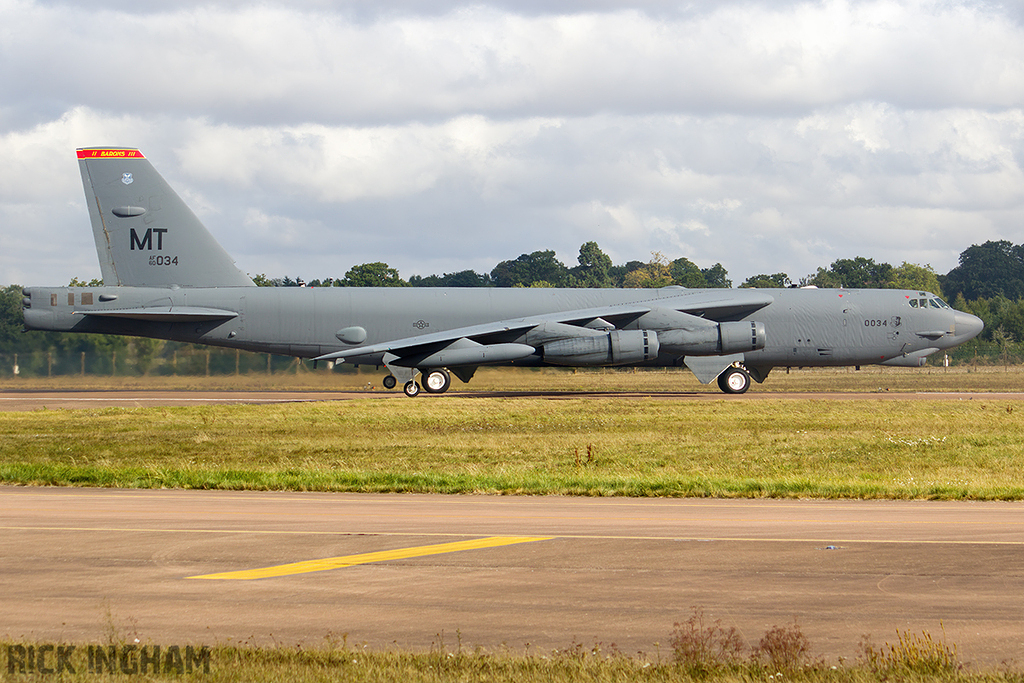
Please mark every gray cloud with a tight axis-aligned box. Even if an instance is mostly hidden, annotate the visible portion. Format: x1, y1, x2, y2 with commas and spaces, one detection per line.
2, 0, 1023, 287
5, 1, 1023, 125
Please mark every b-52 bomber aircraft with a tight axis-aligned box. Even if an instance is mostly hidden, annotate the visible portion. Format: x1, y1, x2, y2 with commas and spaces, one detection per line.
22, 148, 984, 396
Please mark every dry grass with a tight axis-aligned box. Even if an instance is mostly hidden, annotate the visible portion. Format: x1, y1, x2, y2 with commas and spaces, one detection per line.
1, 621, 1006, 682
1, 363, 1022, 394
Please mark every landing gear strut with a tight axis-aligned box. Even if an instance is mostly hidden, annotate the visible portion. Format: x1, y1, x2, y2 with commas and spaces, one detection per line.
717, 366, 751, 394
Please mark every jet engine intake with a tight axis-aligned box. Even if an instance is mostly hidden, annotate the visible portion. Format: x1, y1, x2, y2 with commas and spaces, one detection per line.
543, 330, 659, 366
658, 321, 766, 356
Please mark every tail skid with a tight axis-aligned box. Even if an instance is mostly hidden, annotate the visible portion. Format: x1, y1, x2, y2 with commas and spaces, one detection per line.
77, 148, 254, 288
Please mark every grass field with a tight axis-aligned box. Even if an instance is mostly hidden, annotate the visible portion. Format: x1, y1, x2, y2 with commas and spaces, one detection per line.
1, 370, 1022, 498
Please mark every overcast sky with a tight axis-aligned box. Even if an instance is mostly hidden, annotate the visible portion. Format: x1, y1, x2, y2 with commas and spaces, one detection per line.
2, 0, 1023, 287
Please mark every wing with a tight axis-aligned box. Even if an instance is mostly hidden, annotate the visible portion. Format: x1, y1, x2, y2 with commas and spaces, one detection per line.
314, 289, 774, 368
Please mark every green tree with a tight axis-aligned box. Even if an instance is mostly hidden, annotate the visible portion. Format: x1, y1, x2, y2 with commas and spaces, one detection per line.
830, 257, 893, 288
803, 267, 841, 288
804, 257, 892, 288
490, 250, 569, 288
608, 261, 645, 288
307, 278, 344, 287
409, 270, 492, 287
741, 273, 791, 288
572, 242, 613, 288
624, 253, 673, 288
0, 285, 24, 353
343, 263, 408, 287
250, 274, 310, 287
888, 262, 942, 295
943, 240, 1024, 301
701, 263, 732, 288
669, 258, 707, 288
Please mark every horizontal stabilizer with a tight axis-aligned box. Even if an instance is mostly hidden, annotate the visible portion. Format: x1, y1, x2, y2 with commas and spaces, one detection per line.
78, 307, 239, 322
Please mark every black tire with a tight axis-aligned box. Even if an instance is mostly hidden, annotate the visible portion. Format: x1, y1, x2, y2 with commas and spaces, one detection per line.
717, 366, 751, 394
422, 369, 451, 394
382, 375, 397, 389
403, 380, 421, 397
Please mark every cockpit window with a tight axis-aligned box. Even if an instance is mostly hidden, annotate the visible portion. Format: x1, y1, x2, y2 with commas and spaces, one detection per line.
909, 296, 950, 310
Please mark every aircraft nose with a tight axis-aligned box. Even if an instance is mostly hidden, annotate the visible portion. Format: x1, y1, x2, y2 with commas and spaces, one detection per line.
954, 311, 984, 341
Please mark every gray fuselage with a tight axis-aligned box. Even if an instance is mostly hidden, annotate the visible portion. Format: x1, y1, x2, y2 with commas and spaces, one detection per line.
23, 284, 981, 369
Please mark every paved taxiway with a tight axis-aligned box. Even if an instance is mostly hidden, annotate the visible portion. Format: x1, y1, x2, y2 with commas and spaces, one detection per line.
2, 487, 1022, 665
2, 389, 1022, 410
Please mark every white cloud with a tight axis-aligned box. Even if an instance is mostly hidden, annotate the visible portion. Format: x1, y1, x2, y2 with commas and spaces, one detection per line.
1, 0, 1023, 287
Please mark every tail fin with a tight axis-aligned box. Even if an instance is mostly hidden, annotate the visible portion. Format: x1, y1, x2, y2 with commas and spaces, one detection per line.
77, 148, 254, 287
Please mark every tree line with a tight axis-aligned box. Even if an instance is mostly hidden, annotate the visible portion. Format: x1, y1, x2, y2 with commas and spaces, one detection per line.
256, 239, 1018, 301
2, 239, 1023, 376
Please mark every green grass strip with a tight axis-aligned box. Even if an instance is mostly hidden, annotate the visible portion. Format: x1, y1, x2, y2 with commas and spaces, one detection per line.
2, 398, 1023, 499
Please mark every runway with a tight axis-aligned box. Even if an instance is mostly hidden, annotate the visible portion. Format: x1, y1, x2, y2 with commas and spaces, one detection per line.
2, 487, 1022, 665
1, 388, 1022, 410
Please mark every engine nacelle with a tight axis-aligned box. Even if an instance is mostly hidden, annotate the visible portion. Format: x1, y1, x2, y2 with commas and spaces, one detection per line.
543, 330, 659, 366
659, 321, 766, 356
719, 321, 766, 354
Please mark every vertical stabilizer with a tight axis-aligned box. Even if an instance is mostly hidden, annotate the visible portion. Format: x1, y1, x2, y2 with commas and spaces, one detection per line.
77, 148, 254, 287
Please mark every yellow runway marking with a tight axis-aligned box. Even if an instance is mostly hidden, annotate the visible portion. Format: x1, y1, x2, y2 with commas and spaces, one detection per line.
187, 536, 552, 580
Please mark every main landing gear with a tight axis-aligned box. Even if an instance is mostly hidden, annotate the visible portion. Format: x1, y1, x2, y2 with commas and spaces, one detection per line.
717, 365, 751, 394
421, 369, 451, 394
384, 368, 452, 397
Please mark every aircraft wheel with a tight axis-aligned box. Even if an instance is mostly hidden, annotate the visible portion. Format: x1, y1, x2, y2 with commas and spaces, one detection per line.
717, 366, 751, 394
382, 374, 397, 390
403, 380, 421, 397
422, 369, 451, 394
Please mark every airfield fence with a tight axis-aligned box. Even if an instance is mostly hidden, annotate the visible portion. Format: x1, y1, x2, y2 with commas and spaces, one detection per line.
0, 339, 1020, 378
0, 347, 354, 379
